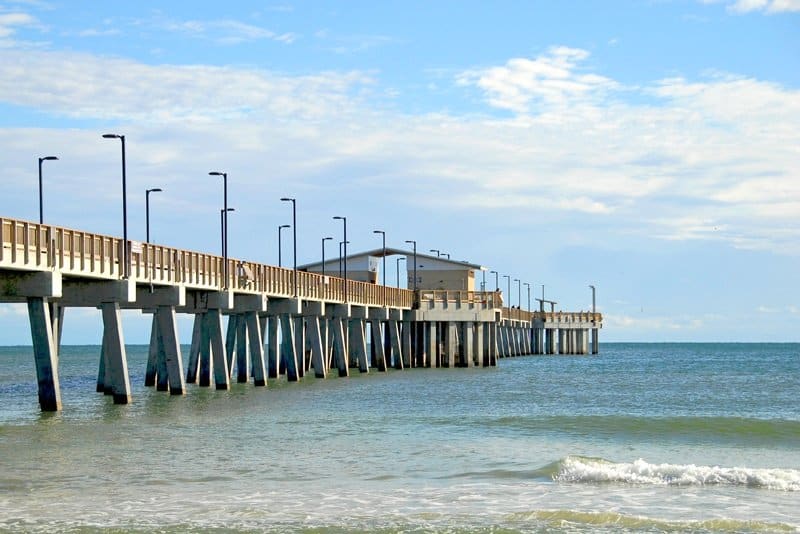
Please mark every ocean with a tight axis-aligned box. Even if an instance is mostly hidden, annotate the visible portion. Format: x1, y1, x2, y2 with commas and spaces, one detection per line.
0, 342, 798, 532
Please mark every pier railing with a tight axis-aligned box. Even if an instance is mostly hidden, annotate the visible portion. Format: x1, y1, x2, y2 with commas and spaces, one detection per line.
1, 217, 414, 308
416, 290, 502, 309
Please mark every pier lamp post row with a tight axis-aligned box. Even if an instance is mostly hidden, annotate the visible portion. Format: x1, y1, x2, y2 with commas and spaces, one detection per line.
220, 208, 234, 258
321, 236, 333, 278
396, 256, 406, 288
405, 240, 417, 291
102, 134, 128, 279
208, 171, 228, 288
278, 224, 290, 268
333, 216, 347, 302
374, 230, 386, 286
145, 188, 162, 244
37, 155, 58, 225
524, 282, 531, 312
280, 198, 297, 296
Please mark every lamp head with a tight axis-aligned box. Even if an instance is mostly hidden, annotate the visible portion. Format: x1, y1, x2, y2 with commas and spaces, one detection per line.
221, 207, 235, 213
209, 171, 226, 177
279, 224, 290, 229
280, 197, 294, 202
40, 156, 59, 162
147, 188, 163, 193
333, 215, 344, 220
373, 230, 384, 235
102, 133, 121, 139
323, 236, 333, 241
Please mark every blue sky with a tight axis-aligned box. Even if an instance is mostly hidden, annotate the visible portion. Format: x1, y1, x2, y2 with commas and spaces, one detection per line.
0, 0, 798, 343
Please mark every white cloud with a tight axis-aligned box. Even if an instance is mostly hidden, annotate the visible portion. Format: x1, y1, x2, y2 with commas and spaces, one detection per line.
160, 18, 296, 44
0, 11, 36, 39
705, 0, 800, 12
456, 46, 618, 113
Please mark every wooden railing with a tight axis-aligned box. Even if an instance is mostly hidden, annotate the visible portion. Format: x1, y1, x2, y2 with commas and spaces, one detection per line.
534, 311, 602, 324
1, 217, 414, 308
417, 290, 502, 309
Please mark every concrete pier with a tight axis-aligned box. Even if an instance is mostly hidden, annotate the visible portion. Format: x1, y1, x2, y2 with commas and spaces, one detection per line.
0, 216, 602, 411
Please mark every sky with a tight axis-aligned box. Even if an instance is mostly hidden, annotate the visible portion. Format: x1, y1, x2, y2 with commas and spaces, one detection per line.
0, 0, 798, 344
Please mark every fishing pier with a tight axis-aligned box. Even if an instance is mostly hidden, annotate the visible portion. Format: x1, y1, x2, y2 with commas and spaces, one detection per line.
1, 216, 602, 411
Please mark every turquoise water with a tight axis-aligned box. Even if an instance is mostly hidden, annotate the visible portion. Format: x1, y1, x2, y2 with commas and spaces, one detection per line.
0, 343, 798, 532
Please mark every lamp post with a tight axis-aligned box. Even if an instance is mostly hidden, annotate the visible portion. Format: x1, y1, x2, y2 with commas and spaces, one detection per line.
515, 278, 521, 309
209, 171, 228, 287
145, 188, 162, 244
502, 274, 510, 308
321, 236, 332, 277
373, 230, 386, 286
404, 240, 417, 291
333, 216, 347, 301
396, 256, 406, 288
219, 208, 235, 257
102, 133, 128, 278
278, 224, 290, 267
524, 282, 531, 312
442, 252, 450, 259
280, 197, 297, 296
490, 270, 499, 290
429, 249, 440, 257
481, 270, 486, 292
37, 156, 58, 224
589, 285, 596, 314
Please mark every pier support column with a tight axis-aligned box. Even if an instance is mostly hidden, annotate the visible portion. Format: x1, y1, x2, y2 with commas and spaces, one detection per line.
425, 322, 437, 368
389, 321, 403, 370
100, 302, 132, 404
473, 321, 484, 366
307, 316, 326, 379
442, 322, 456, 368
294, 316, 306, 378
591, 328, 599, 355
558, 329, 567, 355
267, 316, 279, 378
460, 322, 474, 367
185, 313, 203, 383
489, 323, 498, 365
331, 317, 348, 377
235, 314, 250, 383
225, 314, 238, 375
401, 321, 412, 368
207, 308, 230, 390
145, 314, 161, 388
27, 297, 62, 411
154, 306, 186, 395
246, 312, 267, 386
280, 314, 299, 381
369, 320, 387, 372
349, 319, 369, 373
546, 328, 556, 354
197, 313, 212, 387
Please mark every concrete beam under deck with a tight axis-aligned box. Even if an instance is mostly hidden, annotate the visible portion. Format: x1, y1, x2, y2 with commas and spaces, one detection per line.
0, 270, 62, 301
59, 279, 135, 307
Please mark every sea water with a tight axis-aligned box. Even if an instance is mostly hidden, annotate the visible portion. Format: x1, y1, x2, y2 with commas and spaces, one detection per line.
0, 343, 798, 532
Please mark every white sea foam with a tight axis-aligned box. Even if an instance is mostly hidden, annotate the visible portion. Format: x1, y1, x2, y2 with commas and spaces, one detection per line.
554, 456, 800, 491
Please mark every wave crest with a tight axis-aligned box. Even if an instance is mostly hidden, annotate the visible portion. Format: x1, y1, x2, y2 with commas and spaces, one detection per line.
554, 456, 800, 491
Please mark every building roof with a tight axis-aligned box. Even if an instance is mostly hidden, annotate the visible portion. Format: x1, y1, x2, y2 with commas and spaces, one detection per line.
298, 247, 485, 271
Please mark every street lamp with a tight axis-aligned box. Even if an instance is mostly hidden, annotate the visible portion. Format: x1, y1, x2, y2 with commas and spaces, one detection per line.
490, 270, 499, 291
37, 155, 58, 224
278, 224, 290, 267
442, 252, 450, 259
373, 230, 386, 286
524, 282, 531, 312
396, 256, 406, 288
502, 274, 510, 308
481, 269, 486, 292
589, 285, 596, 314
514, 278, 521, 309
102, 133, 128, 278
209, 171, 228, 288
333, 216, 347, 301
280, 197, 297, 296
338, 240, 349, 276
429, 249, 440, 257
404, 240, 417, 291
145, 188, 162, 244
220, 208, 235, 257
321, 236, 333, 277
